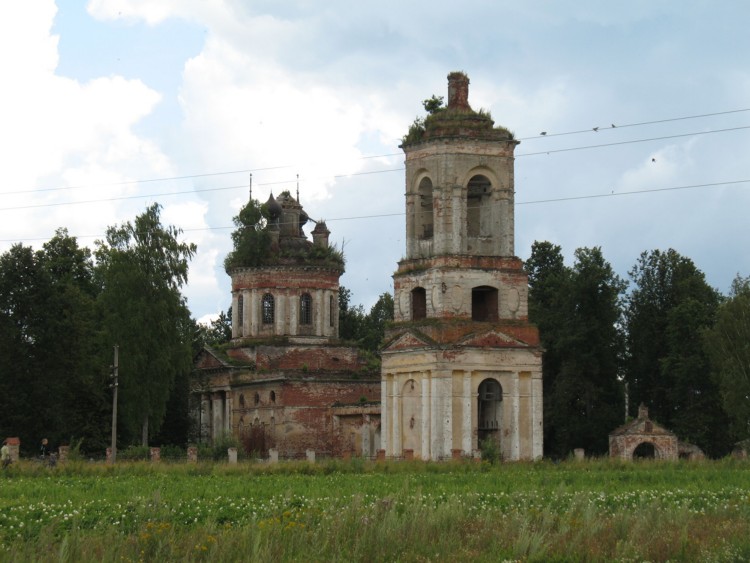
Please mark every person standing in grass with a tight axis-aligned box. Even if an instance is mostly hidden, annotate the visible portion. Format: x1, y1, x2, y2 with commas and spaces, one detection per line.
40, 438, 49, 459
1, 439, 10, 469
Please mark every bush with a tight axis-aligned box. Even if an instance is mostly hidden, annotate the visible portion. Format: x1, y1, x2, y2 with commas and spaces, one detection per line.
159, 444, 186, 462
479, 437, 501, 464
117, 445, 149, 461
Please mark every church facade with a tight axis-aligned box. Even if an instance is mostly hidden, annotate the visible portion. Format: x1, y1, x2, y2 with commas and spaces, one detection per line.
193, 72, 543, 461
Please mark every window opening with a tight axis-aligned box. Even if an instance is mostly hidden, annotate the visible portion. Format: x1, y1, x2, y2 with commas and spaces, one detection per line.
472, 286, 498, 322
262, 293, 275, 325
329, 295, 335, 327
254, 392, 260, 406
237, 294, 244, 333
300, 293, 313, 325
411, 287, 426, 320
417, 177, 434, 239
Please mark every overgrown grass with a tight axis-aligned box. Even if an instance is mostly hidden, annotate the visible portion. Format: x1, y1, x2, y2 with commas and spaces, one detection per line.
1, 458, 749, 561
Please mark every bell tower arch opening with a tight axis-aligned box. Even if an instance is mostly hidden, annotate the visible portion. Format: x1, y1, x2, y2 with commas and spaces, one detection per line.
411, 287, 427, 320
472, 286, 498, 322
466, 174, 492, 238
417, 177, 434, 240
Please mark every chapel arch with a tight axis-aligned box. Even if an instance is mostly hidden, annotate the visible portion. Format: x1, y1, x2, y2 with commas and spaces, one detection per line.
632, 441, 657, 459
466, 174, 492, 238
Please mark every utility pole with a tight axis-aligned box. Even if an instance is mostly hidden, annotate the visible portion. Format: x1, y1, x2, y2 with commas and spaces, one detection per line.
110, 345, 119, 464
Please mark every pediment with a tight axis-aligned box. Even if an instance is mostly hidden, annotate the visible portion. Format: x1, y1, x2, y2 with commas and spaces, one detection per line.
194, 346, 231, 370
382, 331, 433, 352
458, 330, 527, 349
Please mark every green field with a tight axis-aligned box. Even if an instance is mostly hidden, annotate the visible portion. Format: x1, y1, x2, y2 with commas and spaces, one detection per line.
1, 459, 749, 562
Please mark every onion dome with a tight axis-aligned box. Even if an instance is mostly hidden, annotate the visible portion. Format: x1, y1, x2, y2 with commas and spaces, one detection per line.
266, 192, 282, 220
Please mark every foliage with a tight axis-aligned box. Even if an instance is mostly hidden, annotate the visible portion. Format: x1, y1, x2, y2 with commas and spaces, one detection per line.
526, 243, 626, 457
479, 437, 501, 464
422, 95, 445, 114
338, 288, 393, 352
118, 445, 150, 461
0, 230, 109, 455
223, 198, 271, 271
194, 308, 232, 350
704, 274, 750, 440
95, 203, 197, 446
625, 249, 730, 456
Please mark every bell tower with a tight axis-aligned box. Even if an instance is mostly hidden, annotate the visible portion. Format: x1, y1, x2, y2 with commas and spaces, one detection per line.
381, 72, 543, 461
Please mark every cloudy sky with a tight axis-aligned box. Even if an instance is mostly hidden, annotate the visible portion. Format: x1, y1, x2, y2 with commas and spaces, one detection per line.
2, 1, 749, 323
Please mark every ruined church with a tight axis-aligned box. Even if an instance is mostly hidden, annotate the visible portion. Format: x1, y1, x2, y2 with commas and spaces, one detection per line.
192, 72, 543, 460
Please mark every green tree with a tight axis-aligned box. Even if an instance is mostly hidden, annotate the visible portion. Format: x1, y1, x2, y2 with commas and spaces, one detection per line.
338, 286, 366, 343
37, 230, 109, 451
224, 199, 270, 271
625, 249, 730, 456
0, 231, 108, 454
526, 243, 626, 457
95, 203, 196, 446
361, 292, 394, 352
0, 244, 45, 448
704, 275, 750, 441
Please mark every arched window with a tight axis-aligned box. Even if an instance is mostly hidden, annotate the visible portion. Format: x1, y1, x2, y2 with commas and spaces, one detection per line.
254, 392, 260, 406
411, 287, 427, 320
329, 295, 335, 327
239, 393, 246, 407
270, 390, 276, 404
237, 294, 244, 333
472, 286, 498, 322
300, 293, 313, 325
417, 177, 434, 239
466, 175, 492, 238
262, 293, 274, 325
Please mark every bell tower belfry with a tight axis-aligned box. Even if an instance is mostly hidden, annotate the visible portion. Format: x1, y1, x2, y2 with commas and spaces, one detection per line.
381, 72, 543, 461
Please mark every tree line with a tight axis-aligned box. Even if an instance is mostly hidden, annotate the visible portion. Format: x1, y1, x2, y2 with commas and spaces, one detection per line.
0, 204, 197, 455
527, 242, 749, 458
1, 201, 747, 460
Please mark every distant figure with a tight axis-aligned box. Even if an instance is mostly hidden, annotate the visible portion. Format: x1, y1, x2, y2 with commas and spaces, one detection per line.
1, 440, 10, 469
40, 438, 49, 458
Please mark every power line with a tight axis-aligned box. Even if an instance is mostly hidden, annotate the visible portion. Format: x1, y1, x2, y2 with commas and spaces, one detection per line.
4, 108, 749, 197
516, 125, 750, 157
4, 176, 744, 244
516, 108, 750, 140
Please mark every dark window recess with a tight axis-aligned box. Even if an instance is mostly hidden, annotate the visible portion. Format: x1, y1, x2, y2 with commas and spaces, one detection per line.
411, 287, 427, 320
300, 293, 313, 325
472, 286, 498, 322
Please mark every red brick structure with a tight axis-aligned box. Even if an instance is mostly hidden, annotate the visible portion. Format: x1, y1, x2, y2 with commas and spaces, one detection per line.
609, 405, 678, 460
192, 191, 380, 459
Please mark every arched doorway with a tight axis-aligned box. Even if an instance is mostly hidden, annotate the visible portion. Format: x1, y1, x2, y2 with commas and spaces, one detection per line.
400, 379, 421, 454
632, 442, 656, 459
478, 379, 503, 451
